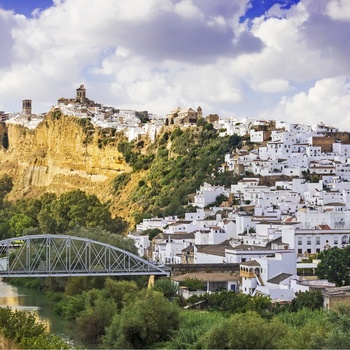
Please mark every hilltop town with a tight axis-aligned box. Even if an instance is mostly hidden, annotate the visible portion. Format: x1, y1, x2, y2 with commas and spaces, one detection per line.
2, 85, 350, 306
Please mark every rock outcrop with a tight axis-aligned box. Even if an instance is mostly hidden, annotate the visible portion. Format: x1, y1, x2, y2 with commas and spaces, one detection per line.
0, 111, 131, 211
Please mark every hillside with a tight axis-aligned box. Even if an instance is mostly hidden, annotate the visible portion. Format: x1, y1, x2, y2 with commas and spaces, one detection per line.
0, 112, 242, 228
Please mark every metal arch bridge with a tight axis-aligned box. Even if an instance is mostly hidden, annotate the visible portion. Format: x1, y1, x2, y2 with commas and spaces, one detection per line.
0, 234, 168, 277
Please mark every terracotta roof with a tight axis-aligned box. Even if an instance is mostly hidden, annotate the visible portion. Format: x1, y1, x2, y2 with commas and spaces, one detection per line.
171, 220, 193, 226
324, 202, 345, 206
172, 271, 239, 282
229, 244, 269, 251
267, 273, 293, 284
196, 240, 232, 257
240, 260, 260, 267
163, 232, 195, 240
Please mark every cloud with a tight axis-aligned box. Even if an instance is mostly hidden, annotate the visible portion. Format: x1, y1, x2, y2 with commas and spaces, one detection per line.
0, 9, 25, 68
0, 0, 349, 131
269, 76, 350, 130
326, 0, 350, 20
251, 79, 291, 93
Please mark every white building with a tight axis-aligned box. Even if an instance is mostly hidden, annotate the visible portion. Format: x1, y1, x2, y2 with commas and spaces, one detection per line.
239, 251, 308, 301
282, 226, 350, 255
193, 183, 228, 208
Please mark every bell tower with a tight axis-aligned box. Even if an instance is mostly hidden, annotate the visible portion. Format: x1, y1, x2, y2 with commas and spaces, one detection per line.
76, 84, 86, 103
197, 106, 203, 119
22, 99, 32, 115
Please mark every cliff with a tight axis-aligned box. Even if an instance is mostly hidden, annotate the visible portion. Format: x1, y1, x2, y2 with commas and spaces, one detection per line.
0, 111, 135, 219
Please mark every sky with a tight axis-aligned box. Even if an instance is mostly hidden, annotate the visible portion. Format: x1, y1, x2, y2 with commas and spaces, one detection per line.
0, 0, 349, 129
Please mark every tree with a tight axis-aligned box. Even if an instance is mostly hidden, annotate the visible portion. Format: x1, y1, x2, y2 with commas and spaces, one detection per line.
103, 278, 139, 310
316, 246, 350, 286
153, 278, 179, 298
0, 307, 69, 349
325, 304, 350, 349
199, 311, 286, 349
103, 290, 179, 349
181, 278, 205, 291
9, 213, 35, 236
142, 228, 161, 241
276, 308, 331, 349
0, 174, 12, 208
67, 226, 138, 255
76, 290, 117, 343
291, 290, 324, 311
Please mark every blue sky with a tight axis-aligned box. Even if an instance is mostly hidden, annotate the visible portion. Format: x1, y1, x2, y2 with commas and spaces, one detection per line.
0, 0, 299, 19
0, 0, 349, 129
0, 0, 54, 16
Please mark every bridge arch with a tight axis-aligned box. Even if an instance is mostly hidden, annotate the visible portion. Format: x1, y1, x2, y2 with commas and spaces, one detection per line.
0, 234, 168, 277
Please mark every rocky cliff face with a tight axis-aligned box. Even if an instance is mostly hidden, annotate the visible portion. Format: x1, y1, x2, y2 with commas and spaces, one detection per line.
0, 112, 132, 212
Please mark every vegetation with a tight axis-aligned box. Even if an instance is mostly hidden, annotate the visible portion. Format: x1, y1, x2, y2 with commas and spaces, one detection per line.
0, 307, 69, 349
113, 123, 244, 220
187, 290, 272, 317
0, 181, 127, 240
316, 246, 350, 286
102, 290, 180, 349
153, 278, 179, 297
198, 311, 286, 349
290, 290, 324, 311
6, 270, 350, 349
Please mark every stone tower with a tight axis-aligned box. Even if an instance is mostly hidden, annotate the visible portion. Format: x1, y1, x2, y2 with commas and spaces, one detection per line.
22, 99, 32, 115
76, 84, 86, 104
197, 106, 203, 119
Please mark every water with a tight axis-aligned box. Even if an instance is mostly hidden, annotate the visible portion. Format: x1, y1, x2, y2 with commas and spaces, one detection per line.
0, 278, 86, 348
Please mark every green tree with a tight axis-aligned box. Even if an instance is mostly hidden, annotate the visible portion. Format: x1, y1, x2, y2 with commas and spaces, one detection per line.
142, 228, 162, 241
316, 246, 350, 286
67, 226, 137, 254
291, 290, 324, 311
76, 290, 117, 342
181, 278, 205, 291
199, 311, 285, 349
9, 213, 35, 236
153, 278, 179, 298
276, 308, 331, 349
37, 209, 57, 233
166, 310, 225, 349
0, 307, 69, 349
103, 290, 180, 349
103, 278, 139, 310
324, 304, 350, 348
0, 174, 13, 208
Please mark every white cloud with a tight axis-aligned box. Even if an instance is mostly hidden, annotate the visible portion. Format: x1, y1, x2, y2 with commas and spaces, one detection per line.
174, 0, 203, 20
268, 76, 350, 129
251, 79, 291, 94
0, 0, 349, 130
326, 0, 350, 20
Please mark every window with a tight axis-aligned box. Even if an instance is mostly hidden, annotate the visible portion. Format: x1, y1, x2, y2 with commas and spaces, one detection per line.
298, 238, 302, 245
307, 237, 311, 245
334, 237, 338, 244
307, 249, 311, 253
316, 237, 320, 245
298, 249, 302, 254
316, 248, 320, 253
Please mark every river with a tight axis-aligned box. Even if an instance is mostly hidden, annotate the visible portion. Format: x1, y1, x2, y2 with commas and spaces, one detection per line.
0, 278, 89, 349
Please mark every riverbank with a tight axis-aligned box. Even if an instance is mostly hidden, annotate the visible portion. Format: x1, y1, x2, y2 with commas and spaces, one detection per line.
0, 278, 84, 348
0, 335, 17, 350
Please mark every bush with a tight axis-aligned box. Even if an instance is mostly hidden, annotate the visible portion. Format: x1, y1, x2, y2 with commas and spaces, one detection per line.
181, 278, 205, 291
0, 307, 69, 349
153, 278, 179, 297
103, 290, 180, 349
